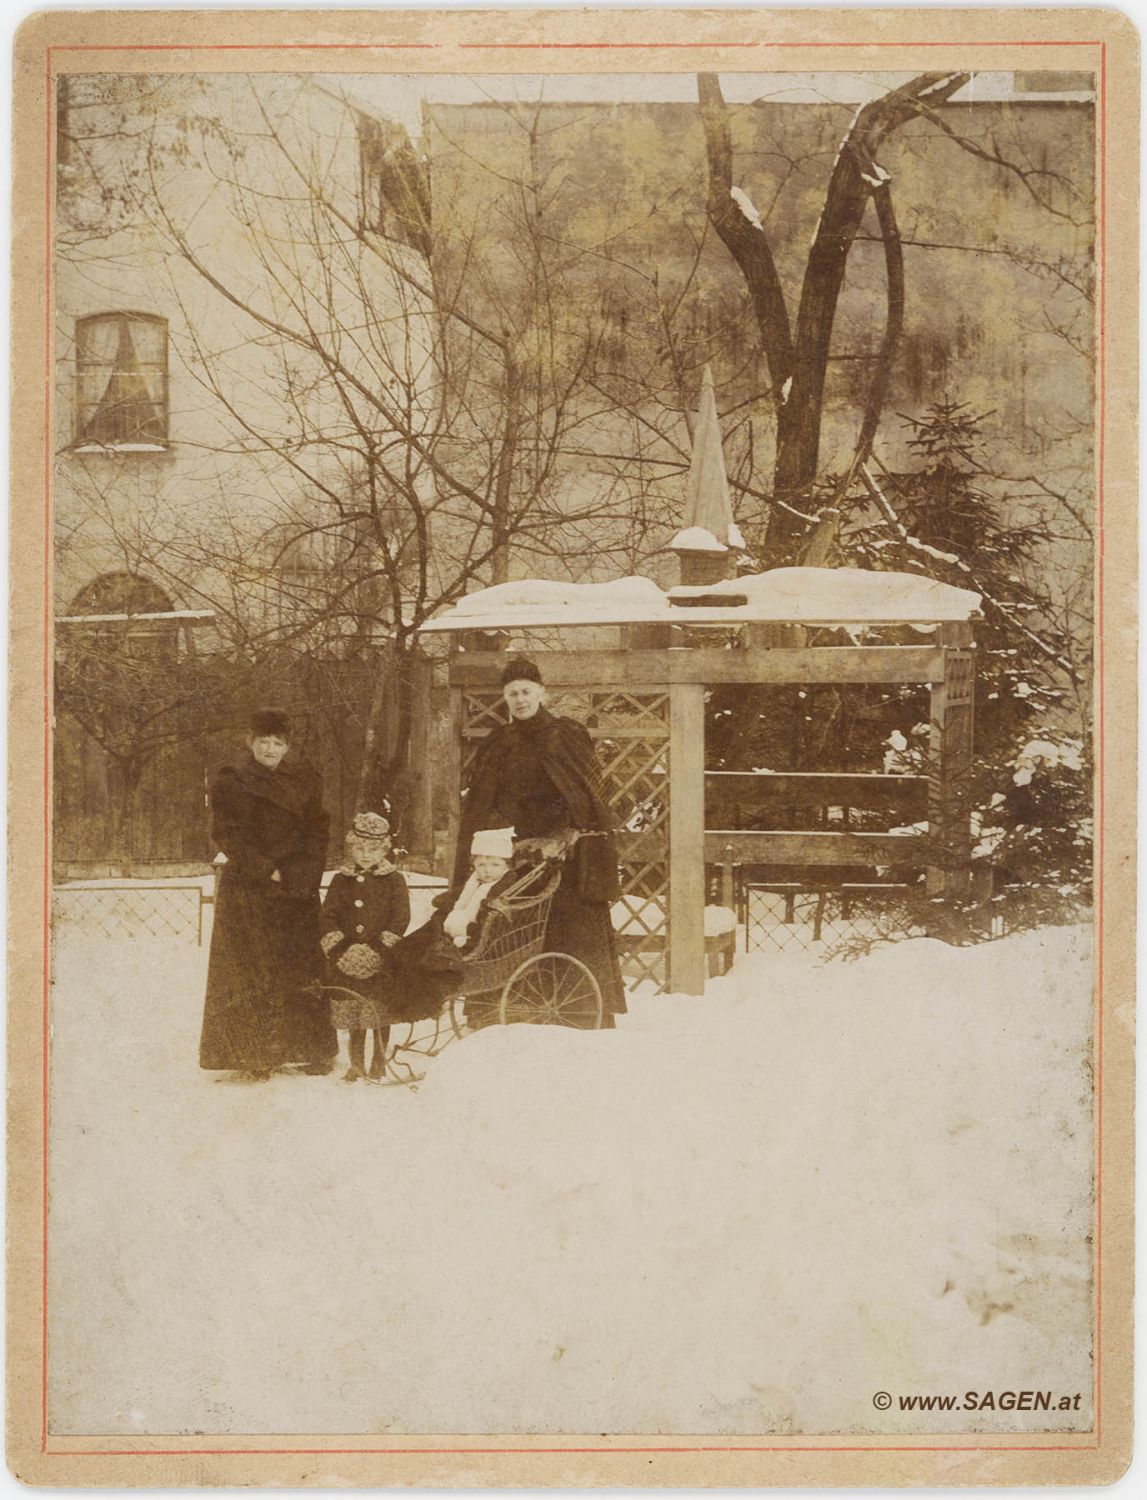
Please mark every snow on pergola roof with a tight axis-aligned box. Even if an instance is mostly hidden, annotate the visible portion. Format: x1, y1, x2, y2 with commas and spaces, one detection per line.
419, 568, 981, 633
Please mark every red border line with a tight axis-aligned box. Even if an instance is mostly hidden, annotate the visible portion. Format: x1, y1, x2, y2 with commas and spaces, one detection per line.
46, 38, 1101, 54
45, 1443, 1098, 1457
457, 40, 1098, 49
42, 45, 54, 1459
51, 43, 441, 52
456, 42, 760, 49
1093, 36, 1107, 1452
39, 36, 1108, 1462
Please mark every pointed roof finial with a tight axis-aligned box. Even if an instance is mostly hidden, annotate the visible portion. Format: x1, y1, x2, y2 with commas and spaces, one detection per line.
670, 366, 745, 560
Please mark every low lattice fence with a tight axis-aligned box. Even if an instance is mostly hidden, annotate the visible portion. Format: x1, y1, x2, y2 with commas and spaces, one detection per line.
50, 870, 447, 949
52, 874, 989, 963
740, 883, 928, 955
51, 883, 211, 944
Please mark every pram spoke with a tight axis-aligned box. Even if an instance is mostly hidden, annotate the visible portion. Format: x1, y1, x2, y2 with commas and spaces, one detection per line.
498, 952, 603, 1029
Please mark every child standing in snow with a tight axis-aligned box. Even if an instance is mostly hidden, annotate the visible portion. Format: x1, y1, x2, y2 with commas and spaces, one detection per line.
320, 811, 410, 1082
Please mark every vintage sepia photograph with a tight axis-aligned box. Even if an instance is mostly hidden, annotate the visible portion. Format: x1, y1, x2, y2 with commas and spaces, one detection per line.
7, 6, 1136, 1489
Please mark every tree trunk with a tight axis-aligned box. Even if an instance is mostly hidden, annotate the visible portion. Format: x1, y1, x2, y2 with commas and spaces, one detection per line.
775, 73, 967, 558
699, 70, 968, 564
354, 643, 417, 832
490, 347, 522, 586
697, 73, 793, 397
401, 646, 434, 865
355, 647, 395, 814
113, 754, 143, 876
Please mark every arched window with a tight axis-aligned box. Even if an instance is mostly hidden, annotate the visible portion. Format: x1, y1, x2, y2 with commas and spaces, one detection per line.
74, 312, 168, 449
70, 572, 172, 616
64, 572, 179, 664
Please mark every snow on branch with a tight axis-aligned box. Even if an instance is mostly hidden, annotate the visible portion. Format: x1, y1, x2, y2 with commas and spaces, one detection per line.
859, 462, 1078, 679
917, 72, 968, 99
730, 186, 765, 230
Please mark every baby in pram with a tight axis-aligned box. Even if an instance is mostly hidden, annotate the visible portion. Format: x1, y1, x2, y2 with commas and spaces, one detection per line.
386, 827, 523, 1020
441, 827, 519, 949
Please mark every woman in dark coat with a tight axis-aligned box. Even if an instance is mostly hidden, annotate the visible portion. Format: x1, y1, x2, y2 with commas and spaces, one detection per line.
456, 657, 626, 1028
200, 709, 337, 1080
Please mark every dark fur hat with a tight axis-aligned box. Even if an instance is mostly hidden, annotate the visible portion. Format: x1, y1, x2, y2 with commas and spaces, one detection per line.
499, 656, 543, 688
248, 708, 291, 739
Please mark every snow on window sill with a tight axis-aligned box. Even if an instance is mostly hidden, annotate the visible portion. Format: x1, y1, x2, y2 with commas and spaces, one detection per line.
70, 442, 170, 455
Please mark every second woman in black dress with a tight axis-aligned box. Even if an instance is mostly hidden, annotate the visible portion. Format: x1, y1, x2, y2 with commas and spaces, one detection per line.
455, 657, 626, 1028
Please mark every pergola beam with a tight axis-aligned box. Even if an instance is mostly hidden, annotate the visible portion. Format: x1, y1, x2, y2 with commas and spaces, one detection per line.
449, 645, 946, 688
703, 830, 924, 865
706, 771, 930, 818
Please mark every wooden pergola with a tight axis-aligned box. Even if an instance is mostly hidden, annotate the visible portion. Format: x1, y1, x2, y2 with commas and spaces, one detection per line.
419, 572, 978, 996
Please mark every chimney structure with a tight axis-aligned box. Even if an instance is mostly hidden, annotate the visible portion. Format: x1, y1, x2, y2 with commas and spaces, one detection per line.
668, 365, 746, 587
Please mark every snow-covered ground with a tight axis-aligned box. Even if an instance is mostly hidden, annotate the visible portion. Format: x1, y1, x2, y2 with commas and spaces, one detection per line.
46, 924, 1093, 1436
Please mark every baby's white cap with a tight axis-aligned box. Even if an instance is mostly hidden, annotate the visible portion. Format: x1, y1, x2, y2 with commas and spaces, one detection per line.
471, 827, 515, 859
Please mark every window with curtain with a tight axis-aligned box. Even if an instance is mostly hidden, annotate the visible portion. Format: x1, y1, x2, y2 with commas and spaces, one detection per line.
356, 115, 431, 257
74, 312, 168, 448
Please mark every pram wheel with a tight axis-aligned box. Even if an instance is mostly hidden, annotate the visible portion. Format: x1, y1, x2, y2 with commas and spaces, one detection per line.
498, 952, 603, 1029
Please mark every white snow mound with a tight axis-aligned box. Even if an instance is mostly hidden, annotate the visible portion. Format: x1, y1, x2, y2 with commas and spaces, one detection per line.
428, 575, 668, 629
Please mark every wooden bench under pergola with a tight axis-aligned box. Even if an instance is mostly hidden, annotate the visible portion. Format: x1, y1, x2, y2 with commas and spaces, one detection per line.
418, 566, 978, 996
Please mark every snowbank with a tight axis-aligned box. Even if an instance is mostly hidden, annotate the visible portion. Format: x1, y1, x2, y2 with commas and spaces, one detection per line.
669, 525, 727, 553
670, 523, 747, 554
47, 924, 1092, 1436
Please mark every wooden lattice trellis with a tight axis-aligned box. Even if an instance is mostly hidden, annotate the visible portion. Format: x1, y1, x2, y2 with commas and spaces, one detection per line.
460, 688, 671, 988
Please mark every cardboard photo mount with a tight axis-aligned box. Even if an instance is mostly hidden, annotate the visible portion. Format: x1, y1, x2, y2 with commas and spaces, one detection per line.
7, 6, 1137, 1488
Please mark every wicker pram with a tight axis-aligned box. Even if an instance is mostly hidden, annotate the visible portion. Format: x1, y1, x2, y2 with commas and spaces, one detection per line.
450, 856, 558, 994
434, 846, 604, 1027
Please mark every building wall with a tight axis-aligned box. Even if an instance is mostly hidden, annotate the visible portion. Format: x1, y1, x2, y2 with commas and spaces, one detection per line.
427, 90, 1094, 571
54, 75, 437, 869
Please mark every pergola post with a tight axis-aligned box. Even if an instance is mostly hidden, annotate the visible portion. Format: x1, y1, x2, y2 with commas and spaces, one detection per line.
668, 681, 707, 994
443, 640, 463, 877
403, 645, 434, 867
927, 623, 976, 898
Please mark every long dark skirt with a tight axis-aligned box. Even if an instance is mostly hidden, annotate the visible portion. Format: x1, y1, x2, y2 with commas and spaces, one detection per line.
544, 873, 627, 1018
200, 877, 337, 1071
384, 922, 469, 1025
465, 867, 626, 1030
